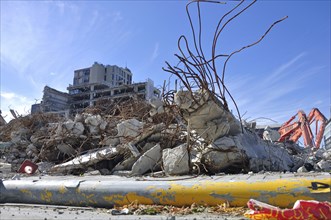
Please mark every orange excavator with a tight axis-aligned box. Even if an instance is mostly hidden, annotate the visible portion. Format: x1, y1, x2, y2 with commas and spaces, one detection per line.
278, 108, 327, 149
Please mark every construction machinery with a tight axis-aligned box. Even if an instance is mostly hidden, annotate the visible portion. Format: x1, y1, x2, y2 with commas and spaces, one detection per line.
278, 108, 327, 148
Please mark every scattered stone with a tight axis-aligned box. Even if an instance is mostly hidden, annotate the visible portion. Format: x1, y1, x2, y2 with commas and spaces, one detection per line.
37, 162, 55, 173
127, 143, 140, 157
0, 142, 13, 152
322, 149, 331, 160
316, 160, 331, 171
163, 144, 190, 175
297, 166, 308, 173
99, 168, 111, 175
0, 162, 11, 173
111, 156, 137, 173
84, 170, 101, 175
262, 126, 280, 142
117, 119, 144, 139
131, 144, 161, 175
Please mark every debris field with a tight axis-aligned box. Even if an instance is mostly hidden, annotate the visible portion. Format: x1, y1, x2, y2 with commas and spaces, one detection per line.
0, 94, 330, 177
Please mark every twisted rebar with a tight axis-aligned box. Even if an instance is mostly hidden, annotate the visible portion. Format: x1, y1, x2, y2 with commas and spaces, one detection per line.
163, 0, 287, 129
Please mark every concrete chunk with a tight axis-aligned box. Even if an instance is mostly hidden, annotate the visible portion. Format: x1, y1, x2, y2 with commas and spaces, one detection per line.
84, 114, 107, 134
262, 126, 280, 142
174, 90, 241, 142
131, 144, 161, 175
50, 147, 118, 173
117, 119, 144, 139
127, 142, 140, 157
162, 144, 189, 175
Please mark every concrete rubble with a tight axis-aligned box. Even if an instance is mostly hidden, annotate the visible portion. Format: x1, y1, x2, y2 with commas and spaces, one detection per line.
163, 144, 190, 175
131, 143, 162, 175
0, 94, 330, 179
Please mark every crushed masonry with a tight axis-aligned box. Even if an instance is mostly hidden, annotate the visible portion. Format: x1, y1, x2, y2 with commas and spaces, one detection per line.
0, 95, 330, 177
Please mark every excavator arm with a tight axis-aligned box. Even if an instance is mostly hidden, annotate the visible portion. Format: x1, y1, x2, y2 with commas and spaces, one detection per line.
278, 108, 327, 148
307, 108, 327, 148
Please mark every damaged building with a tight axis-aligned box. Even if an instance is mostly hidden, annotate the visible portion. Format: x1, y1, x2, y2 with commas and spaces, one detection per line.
31, 62, 160, 115
324, 119, 331, 150
31, 86, 71, 117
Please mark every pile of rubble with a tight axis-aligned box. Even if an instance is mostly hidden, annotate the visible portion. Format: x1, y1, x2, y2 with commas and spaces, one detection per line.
1, 92, 330, 177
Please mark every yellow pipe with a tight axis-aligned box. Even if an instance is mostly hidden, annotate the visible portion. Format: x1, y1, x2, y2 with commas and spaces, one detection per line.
103, 177, 330, 207
1, 174, 330, 208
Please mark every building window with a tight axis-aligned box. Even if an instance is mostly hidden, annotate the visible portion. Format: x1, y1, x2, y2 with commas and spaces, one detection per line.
104, 75, 107, 81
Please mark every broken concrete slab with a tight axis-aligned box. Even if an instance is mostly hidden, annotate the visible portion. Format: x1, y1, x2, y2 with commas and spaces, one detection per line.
237, 132, 296, 172
0, 162, 11, 173
322, 150, 331, 160
201, 131, 296, 173
262, 126, 280, 142
130, 123, 165, 145
297, 166, 308, 173
84, 114, 103, 127
202, 149, 243, 174
131, 144, 161, 176
72, 122, 85, 136
55, 121, 84, 137
174, 90, 241, 142
202, 137, 243, 173
50, 147, 118, 173
111, 156, 137, 173
162, 143, 190, 175
84, 114, 107, 134
317, 160, 331, 171
117, 119, 144, 140
149, 97, 163, 109
127, 142, 140, 157
148, 97, 165, 116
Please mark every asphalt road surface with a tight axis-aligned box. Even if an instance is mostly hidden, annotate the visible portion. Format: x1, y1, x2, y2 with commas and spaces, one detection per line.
0, 203, 247, 220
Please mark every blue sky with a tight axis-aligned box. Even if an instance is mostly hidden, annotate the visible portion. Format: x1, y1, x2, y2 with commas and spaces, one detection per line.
1, 0, 330, 126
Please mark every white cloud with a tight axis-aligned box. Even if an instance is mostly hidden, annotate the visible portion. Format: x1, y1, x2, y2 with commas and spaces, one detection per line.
151, 42, 159, 61
112, 11, 123, 23
0, 91, 35, 122
264, 52, 306, 84
225, 52, 328, 125
1, 92, 16, 100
